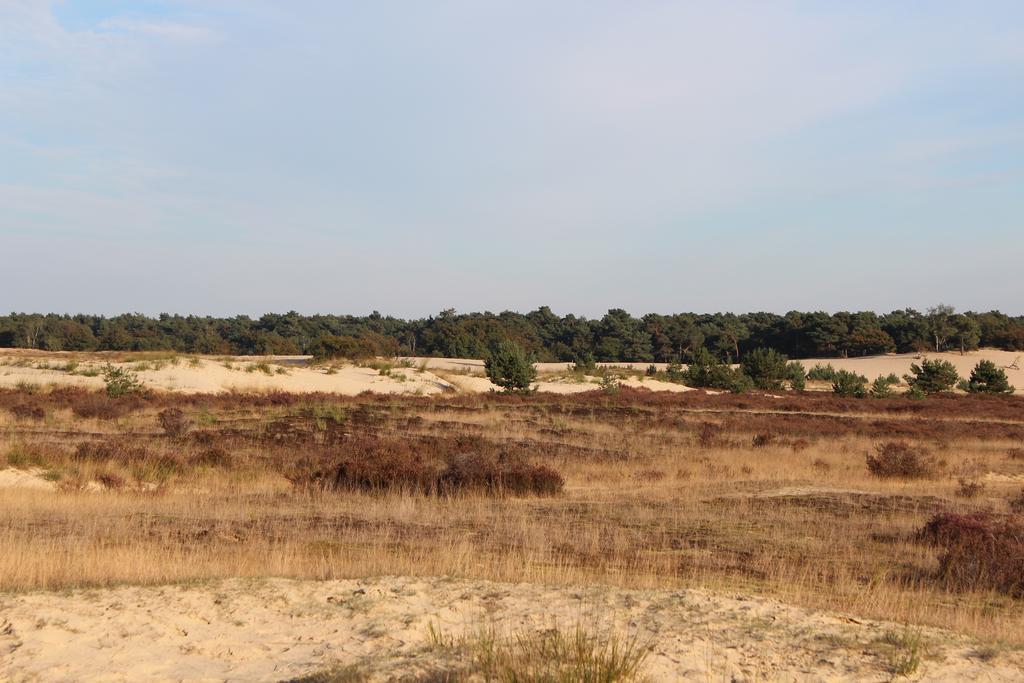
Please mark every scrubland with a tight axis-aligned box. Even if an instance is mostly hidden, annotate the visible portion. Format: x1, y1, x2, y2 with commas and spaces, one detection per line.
1, 382, 1023, 680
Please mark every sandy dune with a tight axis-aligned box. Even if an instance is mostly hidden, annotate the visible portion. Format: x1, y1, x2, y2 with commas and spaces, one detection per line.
2, 576, 1019, 682
0, 349, 1019, 395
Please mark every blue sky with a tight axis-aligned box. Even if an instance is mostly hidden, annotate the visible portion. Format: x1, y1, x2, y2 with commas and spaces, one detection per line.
2, 1, 1023, 317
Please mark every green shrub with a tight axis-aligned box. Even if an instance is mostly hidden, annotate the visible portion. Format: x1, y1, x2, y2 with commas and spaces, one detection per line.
786, 361, 806, 391
904, 359, 960, 395
964, 360, 1014, 394
484, 340, 537, 393
570, 352, 596, 374
870, 374, 899, 398
806, 363, 839, 381
102, 363, 144, 398
740, 348, 790, 390
684, 348, 749, 392
832, 370, 868, 398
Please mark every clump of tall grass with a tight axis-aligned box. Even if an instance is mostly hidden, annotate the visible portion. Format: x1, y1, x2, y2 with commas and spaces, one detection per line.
426, 623, 649, 682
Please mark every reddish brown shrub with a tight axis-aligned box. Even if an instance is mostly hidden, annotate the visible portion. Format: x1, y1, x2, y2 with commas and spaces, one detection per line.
751, 433, 775, 448
919, 512, 1024, 596
191, 447, 233, 468
157, 408, 190, 438
71, 394, 138, 420
9, 404, 45, 420
74, 441, 150, 464
955, 479, 985, 499
1007, 448, 1024, 461
302, 435, 564, 497
1009, 490, 1024, 514
95, 472, 126, 490
790, 439, 811, 453
697, 422, 724, 448
440, 453, 564, 496
866, 442, 939, 479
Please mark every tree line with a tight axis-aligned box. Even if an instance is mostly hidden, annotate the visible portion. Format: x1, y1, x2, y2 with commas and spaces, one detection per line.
2, 306, 1022, 362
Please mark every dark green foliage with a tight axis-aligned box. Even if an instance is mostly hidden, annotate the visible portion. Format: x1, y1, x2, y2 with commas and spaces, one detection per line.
904, 359, 961, 395
965, 360, 1014, 394
740, 348, 790, 390
684, 348, 753, 393
664, 360, 685, 382
786, 361, 806, 391
2, 306, 1023, 362
101, 364, 144, 398
832, 370, 868, 398
485, 340, 537, 393
806, 364, 839, 381
870, 374, 900, 398
570, 351, 596, 373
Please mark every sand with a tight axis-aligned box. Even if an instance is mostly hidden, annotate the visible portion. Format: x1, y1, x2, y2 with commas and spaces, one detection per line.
2, 576, 1019, 682
0, 349, 1019, 396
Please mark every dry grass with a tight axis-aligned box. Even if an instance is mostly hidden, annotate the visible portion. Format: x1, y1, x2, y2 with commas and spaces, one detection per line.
1, 386, 1024, 647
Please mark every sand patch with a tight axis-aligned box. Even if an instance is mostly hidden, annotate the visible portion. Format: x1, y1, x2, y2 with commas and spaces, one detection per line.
1, 576, 1020, 682
0, 468, 56, 491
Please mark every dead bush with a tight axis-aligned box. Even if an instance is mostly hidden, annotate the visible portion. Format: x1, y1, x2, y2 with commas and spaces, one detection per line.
95, 472, 126, 490
696, 422, 724, 448
955, 479, 985, 499
633, 469, 666, 483
1009, 490, 1024, 514
9, 404, 45, 420
157, 408, 190, 438
74, 441, 150, 464
441, 453, 564, 496
866, 442, 939, 479
751, 433, 775, 448
71, 394, 139, 420
919, 512, 1024, 596
1007, 448, 1024, 461
302, 436, 564, 497
790, 439, 811, 453
190, 447, 233, 468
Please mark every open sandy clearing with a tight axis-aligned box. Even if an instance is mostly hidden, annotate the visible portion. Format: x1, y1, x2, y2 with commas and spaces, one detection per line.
0, 349, 1019, 395
2, 577, 1021, 682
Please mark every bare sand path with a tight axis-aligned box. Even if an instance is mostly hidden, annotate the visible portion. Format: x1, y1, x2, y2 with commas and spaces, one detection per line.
2, 576, 1021, 682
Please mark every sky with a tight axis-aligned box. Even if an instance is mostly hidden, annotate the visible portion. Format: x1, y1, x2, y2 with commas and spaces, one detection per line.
2, 1, 1023, 318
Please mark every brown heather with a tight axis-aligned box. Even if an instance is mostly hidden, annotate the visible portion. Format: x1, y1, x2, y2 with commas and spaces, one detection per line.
1, 386, 1024, 645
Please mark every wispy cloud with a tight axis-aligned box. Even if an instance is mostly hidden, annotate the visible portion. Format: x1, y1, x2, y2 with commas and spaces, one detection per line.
2, 1, 1023, 315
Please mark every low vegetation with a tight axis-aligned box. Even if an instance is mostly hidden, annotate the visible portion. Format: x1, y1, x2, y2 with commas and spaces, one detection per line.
1, 382, 1023, 651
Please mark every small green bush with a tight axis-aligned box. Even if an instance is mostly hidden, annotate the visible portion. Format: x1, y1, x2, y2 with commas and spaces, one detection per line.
832, 370, 868, 398
740, 348, 790, 390
806, 363, 839, 381
964, 360, 1014, 394
102, 363, 144, 398
904, 359, 960, 395
485, 340, 537, 393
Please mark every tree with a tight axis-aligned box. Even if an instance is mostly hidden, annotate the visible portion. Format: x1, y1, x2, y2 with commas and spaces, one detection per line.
484, 340, 537, 393
740, 348, 790, 390
847, 326, 896, 356
964, 360, 1014, 394
950, 315, 981, 355
927, 304, 956, 352
904, 359, 960, 395
832, 370, 868, 398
